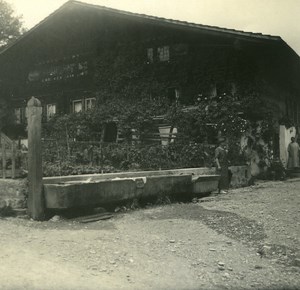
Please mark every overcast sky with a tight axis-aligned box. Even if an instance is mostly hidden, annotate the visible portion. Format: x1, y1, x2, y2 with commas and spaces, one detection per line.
8, 0, 300, 56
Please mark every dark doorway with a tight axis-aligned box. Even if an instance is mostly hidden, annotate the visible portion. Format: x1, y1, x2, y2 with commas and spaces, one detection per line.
103, 122, 118, 142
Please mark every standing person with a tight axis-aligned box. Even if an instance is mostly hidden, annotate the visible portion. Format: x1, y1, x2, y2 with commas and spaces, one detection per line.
287, 137, 300, 169
215, 138, 229, 194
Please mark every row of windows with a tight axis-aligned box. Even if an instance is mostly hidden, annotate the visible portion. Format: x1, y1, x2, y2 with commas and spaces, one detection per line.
72, 98, 96, 113
27, 44, 187, 85
13, 90, 183, 124
45, 97, 96, 119
13, 85, 236, 124
14, 92, 183, 124
27, 44, 180, 84
14, 97, 96, 123
28, 61, 89, 83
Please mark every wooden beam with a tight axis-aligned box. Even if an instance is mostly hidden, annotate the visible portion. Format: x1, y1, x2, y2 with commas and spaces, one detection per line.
27, 97, 45, 220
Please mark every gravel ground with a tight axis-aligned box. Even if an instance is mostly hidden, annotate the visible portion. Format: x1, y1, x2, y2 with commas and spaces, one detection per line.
0, 179, 299, 290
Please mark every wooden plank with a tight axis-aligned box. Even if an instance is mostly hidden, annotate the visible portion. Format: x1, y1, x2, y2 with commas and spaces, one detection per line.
74, 213, 113, 223
71, 212, 111, 221
80, 215, 113, 223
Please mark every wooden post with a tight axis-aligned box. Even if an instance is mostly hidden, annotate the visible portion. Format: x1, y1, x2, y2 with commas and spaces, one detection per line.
27, 97, 45, 220
1, 137, 6, 179
11, 141, 16, 179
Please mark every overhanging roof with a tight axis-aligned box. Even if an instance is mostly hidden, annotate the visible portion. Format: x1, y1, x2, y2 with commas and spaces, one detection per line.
72, 0, 282, 41
0, 0, 298, 58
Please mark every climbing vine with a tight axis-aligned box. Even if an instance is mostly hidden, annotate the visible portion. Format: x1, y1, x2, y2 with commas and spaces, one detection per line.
42, 30, 280, 176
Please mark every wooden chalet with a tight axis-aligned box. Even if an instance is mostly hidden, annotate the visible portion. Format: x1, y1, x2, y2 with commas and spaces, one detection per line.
0, 0, 300, 138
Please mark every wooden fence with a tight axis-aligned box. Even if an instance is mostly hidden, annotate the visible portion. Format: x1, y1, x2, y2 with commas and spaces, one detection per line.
1, 97, 44, 220
0, 132, 17, 179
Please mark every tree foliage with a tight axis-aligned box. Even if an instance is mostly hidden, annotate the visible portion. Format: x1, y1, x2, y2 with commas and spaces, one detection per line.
42, 90, 277, 177
0, 0, 26, 129
0, 0, 24, 49
0, 98, 14, 130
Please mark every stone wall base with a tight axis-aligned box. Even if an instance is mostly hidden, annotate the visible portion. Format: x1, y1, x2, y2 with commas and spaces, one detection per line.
0, 179, 27, 211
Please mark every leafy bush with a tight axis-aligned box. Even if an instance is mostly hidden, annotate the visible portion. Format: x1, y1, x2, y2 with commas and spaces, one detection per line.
42, 141, 217, 176
41, 93, 276, 177
259, 159, 286, 181
43, 161, 116, 177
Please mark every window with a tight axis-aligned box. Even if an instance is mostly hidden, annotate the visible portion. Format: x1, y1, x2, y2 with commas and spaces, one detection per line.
73, 100, 83, 113
14, 108, 22, 124
157, 46, 170, 62
147, 48, 154, 63
85, 98, 96, 110
46, 104, 56, 120
147, 46, 171, 63
14, 107, 26, 124
72, 98, 96, 113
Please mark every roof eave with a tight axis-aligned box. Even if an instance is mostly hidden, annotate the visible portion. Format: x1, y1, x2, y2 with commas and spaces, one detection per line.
0, 0, 289, 57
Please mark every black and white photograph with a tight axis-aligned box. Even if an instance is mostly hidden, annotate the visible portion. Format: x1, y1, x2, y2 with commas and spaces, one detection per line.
0, 0, 299, 289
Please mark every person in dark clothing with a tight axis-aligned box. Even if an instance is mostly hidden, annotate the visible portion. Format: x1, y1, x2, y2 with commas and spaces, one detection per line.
215, 139, 229, 194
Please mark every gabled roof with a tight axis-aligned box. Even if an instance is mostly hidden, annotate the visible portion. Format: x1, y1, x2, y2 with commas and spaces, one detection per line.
0, 0, 298, 58
71, 0, 281, 41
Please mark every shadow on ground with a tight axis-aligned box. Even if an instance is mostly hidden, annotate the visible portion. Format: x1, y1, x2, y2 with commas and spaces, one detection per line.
146, 203, 299, 269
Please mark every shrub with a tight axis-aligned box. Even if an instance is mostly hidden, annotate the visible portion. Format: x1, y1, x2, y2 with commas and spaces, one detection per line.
41, 93, 276, 177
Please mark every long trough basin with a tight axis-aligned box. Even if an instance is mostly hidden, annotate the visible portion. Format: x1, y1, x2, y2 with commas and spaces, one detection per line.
43, 168, 220, 209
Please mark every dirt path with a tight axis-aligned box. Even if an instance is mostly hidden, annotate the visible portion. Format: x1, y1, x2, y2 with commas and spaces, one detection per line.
0, 179, 299, 290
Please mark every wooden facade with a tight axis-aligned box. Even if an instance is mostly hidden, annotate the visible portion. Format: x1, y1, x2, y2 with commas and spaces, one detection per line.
0, 0, 300, 136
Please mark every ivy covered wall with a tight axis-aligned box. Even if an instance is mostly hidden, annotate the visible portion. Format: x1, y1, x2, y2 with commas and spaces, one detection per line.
94, 22, 245, 104
91, 16, 299, 127
1, 3, 299, 131
1, 2, 299, 176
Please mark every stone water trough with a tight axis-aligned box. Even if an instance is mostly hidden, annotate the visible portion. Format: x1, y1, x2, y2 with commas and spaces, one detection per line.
43, 168, 220, 209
